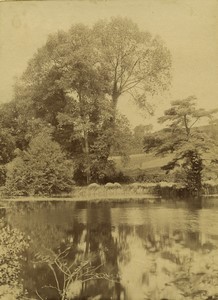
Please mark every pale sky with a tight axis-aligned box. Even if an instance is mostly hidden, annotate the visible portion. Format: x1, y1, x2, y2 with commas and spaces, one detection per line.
0, 0, 218, 129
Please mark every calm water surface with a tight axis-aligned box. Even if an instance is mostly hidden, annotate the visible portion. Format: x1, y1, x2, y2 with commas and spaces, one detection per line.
1, 198, 218, 300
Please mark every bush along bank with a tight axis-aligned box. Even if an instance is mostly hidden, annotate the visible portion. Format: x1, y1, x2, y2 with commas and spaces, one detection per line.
71, 182, 160, 201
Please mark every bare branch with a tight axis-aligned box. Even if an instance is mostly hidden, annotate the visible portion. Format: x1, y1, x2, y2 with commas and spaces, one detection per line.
120, 58, 141, 90
122, 77, 144, 93
189, 117, 200, 130
35, 290, 44, 300
54, 259, 71, 277
42, 285, 60, 292
48, 263, 61, 292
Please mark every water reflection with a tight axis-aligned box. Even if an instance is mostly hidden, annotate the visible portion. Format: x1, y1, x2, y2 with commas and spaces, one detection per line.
1, 199, 218, 300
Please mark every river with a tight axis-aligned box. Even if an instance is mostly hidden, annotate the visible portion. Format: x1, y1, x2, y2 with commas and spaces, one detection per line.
1, 198, 218, 300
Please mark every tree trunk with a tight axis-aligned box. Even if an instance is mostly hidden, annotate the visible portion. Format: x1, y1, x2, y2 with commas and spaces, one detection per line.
185, 150, 203, 197
106, 93, 120, 153
111, 92, 119, 125
84, 132, 91, 185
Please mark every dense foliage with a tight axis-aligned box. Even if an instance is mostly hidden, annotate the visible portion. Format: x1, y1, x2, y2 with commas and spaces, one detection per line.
5, 132, 74, 196
0, 17, 171, 187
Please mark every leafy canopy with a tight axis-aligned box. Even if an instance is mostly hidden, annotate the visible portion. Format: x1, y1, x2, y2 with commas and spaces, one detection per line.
14, 17, 171, 124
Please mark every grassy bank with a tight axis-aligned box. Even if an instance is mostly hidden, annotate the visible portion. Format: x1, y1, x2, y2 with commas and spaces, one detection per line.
1, 180, 218, 202
0, 183, 161, 202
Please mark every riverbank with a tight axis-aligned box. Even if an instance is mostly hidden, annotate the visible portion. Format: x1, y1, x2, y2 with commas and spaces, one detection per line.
0, 195, 161, 204
0, 182, 161, 201
0, 181, 218, 202
1, 194, 217, 205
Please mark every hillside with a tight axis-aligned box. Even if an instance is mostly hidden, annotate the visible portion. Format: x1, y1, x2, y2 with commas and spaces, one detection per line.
111, 153, 173, 181
112, 153, 171, 170
111, 121, 218, 181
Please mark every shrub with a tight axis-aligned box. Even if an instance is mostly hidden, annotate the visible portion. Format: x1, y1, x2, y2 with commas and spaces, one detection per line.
74, 159, 132, 185
5, 132, 74, 196
92, 161, 132, 184
73, 162, 88, 186
136, 172, 172, 183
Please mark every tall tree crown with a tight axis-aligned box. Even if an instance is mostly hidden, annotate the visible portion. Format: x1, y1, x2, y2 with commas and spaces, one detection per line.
15, 17, 171, 122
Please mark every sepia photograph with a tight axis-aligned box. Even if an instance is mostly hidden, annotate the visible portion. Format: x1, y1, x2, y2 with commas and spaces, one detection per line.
0, 0, 218, 299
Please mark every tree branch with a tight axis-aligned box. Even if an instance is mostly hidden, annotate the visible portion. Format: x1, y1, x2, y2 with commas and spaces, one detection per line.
189, 117, 200, 130
183, 114, 190, 137
48, 263, 61, 292
35, 290, 44, 300
120, 58, 141, 90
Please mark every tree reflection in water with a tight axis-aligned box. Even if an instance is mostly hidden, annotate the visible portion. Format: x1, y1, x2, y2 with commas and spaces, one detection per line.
83, 202, 122, 299
2, 199, 218, 300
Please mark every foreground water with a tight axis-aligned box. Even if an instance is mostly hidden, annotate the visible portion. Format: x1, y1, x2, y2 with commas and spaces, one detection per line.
1, 198, 218, 300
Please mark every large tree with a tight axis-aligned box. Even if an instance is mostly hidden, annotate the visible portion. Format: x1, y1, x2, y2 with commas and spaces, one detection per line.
93, 17, 171, 119
7, 18, 171, 183
11, 25, 110, 184
144, 96, 218, 196
14, 16, 171, 132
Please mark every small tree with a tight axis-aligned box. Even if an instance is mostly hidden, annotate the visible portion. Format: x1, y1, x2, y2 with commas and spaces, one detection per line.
5, 132, 74, 196
144, 96, 218, 196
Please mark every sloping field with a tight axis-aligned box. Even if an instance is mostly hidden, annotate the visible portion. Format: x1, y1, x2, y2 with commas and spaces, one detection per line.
111, 153, 172, 171
111, 153, 173, 180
